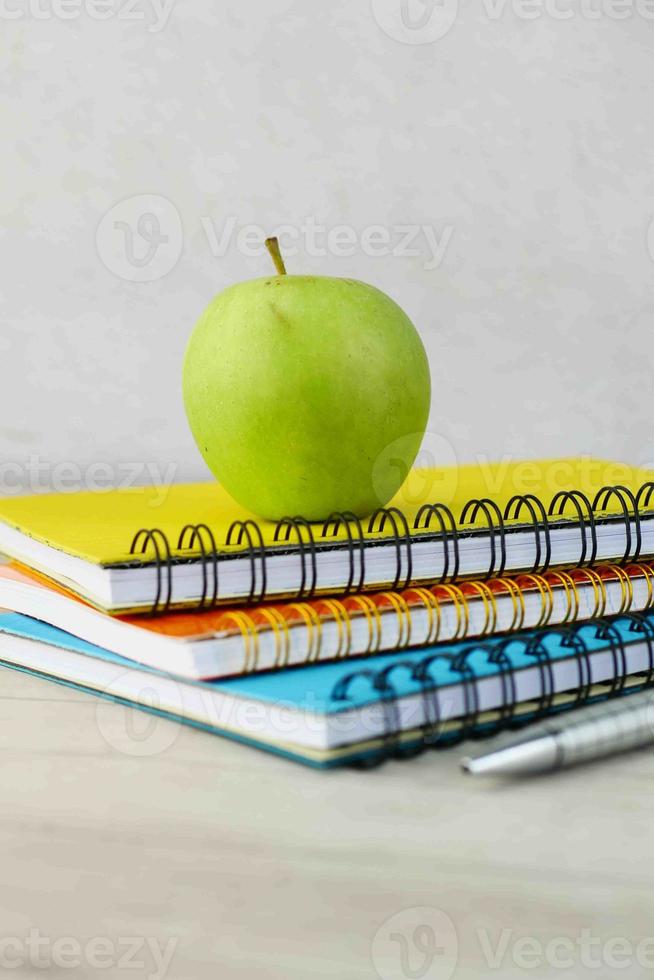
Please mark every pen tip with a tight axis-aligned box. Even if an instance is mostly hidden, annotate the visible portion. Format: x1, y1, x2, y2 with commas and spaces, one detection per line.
460, 755, 493, 775
459, 732, 559, 777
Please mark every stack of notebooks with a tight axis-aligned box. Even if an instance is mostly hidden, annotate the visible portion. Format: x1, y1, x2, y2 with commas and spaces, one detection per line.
2, 457, 654, 767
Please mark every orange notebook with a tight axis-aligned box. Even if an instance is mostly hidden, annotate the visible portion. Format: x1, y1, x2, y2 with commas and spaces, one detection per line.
1, 560, 652, 679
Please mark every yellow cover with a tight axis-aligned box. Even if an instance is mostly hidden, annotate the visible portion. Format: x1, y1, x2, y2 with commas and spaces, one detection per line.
0, 457, 649, 566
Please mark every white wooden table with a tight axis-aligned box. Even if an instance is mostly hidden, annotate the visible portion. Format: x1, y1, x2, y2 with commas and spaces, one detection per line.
1, 665, 652, 979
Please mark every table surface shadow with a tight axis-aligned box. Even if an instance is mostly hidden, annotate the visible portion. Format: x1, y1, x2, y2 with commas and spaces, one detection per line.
0, 664, 652, 980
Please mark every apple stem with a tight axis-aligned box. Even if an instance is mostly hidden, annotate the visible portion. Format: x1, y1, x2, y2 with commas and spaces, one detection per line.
265, 237, 287, 276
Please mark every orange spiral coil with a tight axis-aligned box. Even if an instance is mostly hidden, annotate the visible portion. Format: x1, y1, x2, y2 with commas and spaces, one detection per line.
221, 611, 260, 673
544, 570, 580, 624
344, 595, 384, 656
316, 598, 352, 659
286, 602, 323, 663
493, 577, 526, 633
377, 591, 413, 650
223, 560, 654, 673
256, 607, 292, 668
404, 587, 443, 645
462, 581, 498, 637
572, 567, 607, 618
625, 562, 654, 610
594, 564, 633, 615
347, 595, 382, 655
433, 583, 470, 640
515, 573, 554, 629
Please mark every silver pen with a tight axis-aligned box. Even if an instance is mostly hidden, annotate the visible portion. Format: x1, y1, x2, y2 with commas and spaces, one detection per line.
461, 690, 654, 777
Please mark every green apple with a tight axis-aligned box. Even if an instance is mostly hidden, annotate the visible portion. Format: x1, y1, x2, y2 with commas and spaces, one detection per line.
183, 239, 430, 521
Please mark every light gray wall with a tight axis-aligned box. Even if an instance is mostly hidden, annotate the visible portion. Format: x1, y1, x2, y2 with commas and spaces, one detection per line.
3, 0, 654, 494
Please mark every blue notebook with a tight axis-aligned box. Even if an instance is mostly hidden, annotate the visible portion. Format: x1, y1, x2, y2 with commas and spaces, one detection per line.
0, 611, 652, 767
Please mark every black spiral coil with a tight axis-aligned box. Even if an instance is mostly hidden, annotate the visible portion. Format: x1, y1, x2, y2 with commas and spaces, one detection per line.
128, 480, 654, 614
129, 528, 173, 614
328, 612, 654, 767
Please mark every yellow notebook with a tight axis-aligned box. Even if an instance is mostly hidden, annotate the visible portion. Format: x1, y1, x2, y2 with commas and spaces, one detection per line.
0, 457, 651, 613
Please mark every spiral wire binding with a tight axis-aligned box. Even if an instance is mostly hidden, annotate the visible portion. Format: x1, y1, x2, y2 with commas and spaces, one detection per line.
127, 554, 654, 683
515, 573, 554, 629
246, 566, 654, 673
620, 611, 654, 689
493, 576, 526, 632
592, 618, 628, 697
592, 486, 641, 564
367, 507, 414, 590
545, 569, 579, 624
462, 581, 498, 637
220, 573, 573, 675
256, 607, 291, 669
413, 502, 460, 580
548, 490, 598, 567
219, 611, 259, 672
129, 528, 173, 614
286, 602, 322, 663
329, 611, 654, 766
465, 639, 519, 737
504, 494, 552, 574
627, 562, 654, 609
636, 483, 654, 524
330, 666, 409, 766
274, 517, 319, 599
177, 523, 219, 610
433, 583, 469, 639
459, 497, 507, 578
377, 591, 413, 650
521, 631, 557, 718
574, 566, 607, 617
597, 563, 633, 614
226, 519, 268, 604
322, 512, 366, 594
404, 587, 442, 646
412, 652, 456, 746
344, 595, 383, 655
315, 598, 352, 660
129, 480, 654, 614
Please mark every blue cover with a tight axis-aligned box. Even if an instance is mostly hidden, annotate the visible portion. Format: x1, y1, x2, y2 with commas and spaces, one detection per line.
0, 611, 651, 767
